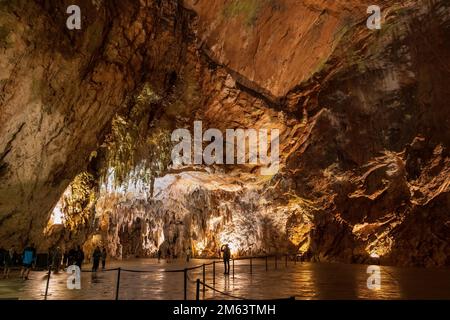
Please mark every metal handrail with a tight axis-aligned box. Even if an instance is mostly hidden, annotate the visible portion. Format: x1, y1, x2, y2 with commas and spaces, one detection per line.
42, 254, 297, 300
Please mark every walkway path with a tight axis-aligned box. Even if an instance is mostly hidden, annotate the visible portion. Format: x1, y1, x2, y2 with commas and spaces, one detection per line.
1, 259, 449, 300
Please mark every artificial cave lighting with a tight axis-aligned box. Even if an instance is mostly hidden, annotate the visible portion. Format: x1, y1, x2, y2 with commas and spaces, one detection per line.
194, 239, 207, 255
92, 234, 102, 245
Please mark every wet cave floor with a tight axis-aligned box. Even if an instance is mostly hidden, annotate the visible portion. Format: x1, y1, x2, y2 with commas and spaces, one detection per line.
1, 259, 449, 300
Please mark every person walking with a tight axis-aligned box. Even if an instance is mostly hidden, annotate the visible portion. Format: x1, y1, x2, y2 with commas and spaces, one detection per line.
221, 244, 231, 275
186, 247, 191, 263
3, 245, 15, 279
63, 249, 69, 268
157, 248, 162, 263
68, 247, 77, 266
101, 248, 107, 270
92, 246, 102, 272
76, 245, 84, 268
166, 247, 171, 263
51, 246, 62, 274
0, 248, 4, 270
20, 244, 36, 280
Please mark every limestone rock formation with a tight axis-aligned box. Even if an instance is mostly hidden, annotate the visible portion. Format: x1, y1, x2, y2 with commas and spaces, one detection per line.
0, 0, 449, 267
0, 0, 193, 248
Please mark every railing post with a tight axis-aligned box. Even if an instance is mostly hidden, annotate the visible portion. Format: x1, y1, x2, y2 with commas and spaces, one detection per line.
184, 268, 187, 300
285, 254, 288, 267
196, 279, 200, 301
202, 264, 206, 295
275, 255, 278, 269
44, 267, 51, 300
212, 261, 216, 287
232, 259, 235, 278
115, 268, 121, 300
250, 257, 253, 274
265, 256, 268, 271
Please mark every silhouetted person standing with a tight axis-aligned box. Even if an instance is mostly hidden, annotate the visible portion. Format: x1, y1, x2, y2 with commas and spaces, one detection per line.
0, 248, 4, 270
68, 247, 76, 266
101, 248, 107, 270
186, 247, 191, 262
76, 246, 84, 268
3, 245, 15, 279
92, 246, 101, 272
51, 246, 62, 273
157, 248, 162, 263
63, 250, 69, 268
221, 244, 231, 275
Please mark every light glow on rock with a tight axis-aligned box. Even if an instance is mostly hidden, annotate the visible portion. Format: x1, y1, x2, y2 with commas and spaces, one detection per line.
194, 239, 207, 255
50, 204, 65, 225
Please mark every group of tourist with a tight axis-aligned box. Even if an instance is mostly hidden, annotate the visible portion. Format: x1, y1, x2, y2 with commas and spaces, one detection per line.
0, 245, 18, 279
157, 246, 193, 263
91, 246, 107, 272
64, 246, 85, 268
156, 243, 231, 276
1, 244, 108, 279
47, 245, 85, 273
2, 242, 231, 279
0, 244, 37, 280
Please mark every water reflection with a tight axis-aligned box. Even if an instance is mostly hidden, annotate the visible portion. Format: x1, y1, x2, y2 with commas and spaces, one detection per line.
0, 259, 448, 300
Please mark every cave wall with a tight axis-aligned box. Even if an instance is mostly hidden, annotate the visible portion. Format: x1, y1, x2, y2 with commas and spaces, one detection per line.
0, 0, 194, 248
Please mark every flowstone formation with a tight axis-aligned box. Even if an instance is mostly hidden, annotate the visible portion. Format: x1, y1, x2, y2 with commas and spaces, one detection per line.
0, 0, 449, 267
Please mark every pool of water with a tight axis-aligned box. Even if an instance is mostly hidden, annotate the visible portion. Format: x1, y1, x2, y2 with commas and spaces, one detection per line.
1, 258, 449, 300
